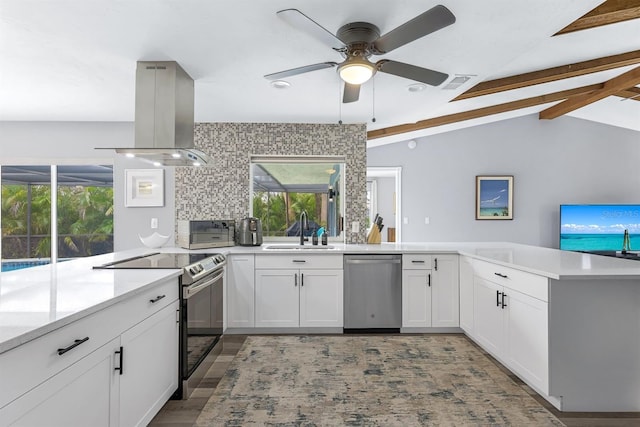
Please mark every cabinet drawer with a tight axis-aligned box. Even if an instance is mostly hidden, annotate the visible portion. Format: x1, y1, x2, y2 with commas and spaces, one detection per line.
473, 259, 548, 302
0, 278, 178, 409
255, 254, 343, 269
402, 254, 432, 270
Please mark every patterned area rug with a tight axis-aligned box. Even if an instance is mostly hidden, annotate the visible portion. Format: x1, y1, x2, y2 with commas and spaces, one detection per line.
195, 335, 564, 426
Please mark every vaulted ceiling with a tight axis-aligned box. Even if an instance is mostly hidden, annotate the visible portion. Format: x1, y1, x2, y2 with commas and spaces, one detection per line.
1, 0, 638, 147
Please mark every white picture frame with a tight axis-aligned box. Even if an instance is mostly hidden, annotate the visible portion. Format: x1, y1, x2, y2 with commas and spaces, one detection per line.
125, 169, 164, 207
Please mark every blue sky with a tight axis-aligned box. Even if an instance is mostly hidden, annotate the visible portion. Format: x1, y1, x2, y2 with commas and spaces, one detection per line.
561, 204, 640, 234
479, 179, 509, 208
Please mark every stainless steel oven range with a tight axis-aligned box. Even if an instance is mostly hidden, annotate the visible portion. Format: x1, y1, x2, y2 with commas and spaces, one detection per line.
94, 252, 225, 399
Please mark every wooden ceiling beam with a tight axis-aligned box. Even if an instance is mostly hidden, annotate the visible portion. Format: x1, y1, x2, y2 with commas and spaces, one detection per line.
539, 66, 640, 119
367, 84, 603, 140
555, 0, 640, 35
615, 86, 640, 100
453, 50, 640, 101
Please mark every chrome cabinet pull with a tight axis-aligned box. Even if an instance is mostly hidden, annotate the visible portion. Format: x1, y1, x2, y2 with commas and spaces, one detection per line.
57, 337, 89, 355
150, 294, 166, 303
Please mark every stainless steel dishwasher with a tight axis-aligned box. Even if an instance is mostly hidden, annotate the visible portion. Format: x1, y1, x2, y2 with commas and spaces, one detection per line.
344, 254, 402, 332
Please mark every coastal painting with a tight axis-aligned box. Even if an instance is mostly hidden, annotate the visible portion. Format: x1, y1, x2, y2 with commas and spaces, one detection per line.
476, 176, 513, 220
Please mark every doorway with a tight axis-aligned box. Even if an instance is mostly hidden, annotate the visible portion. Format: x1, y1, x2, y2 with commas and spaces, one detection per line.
366, 167, 401, 243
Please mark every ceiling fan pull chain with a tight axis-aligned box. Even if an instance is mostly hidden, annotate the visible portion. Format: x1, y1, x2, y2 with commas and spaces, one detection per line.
372, 78, 376, 123
338, 80, 343, 124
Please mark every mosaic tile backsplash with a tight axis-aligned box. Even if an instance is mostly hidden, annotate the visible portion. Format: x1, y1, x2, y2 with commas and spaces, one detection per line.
175, 122, 367, 244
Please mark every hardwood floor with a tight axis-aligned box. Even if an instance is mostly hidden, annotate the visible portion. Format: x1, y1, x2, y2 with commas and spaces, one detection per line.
150, 334, 640, 427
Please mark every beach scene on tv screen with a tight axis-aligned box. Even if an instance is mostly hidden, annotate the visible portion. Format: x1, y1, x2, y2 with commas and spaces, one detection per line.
560, 204, 640, 251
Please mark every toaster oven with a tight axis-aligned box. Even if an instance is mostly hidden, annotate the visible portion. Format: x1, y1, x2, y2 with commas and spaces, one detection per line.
177, 220, 235, 249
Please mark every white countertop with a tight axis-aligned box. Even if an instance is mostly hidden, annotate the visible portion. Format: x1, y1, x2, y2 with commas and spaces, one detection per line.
0, 249, 181, 354
3, 241, 640, 354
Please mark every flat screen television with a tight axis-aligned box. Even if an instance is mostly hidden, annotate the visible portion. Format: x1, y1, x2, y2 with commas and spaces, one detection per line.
560, 204, 640, 253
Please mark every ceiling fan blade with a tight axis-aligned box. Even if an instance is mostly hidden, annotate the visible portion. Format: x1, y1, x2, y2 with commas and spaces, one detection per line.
373, 5, 455, 54
264, 62, 338, 80
277, 9, 346, 51
343, 83, 360, 103
377, 60, 448, 86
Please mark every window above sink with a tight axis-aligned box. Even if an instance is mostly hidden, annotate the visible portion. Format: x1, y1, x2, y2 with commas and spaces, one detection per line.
250, 156, 345, 243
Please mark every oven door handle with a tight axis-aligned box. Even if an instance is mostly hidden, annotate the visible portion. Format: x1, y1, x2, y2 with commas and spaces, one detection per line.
183, 270, 223, 299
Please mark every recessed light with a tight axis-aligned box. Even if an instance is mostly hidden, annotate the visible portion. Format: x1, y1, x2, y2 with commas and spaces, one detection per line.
153, 162, 162, 167
192, 161, 201, 167
408, 83, 426, 92
125, 153, 135, 158
171, 153, 181, 158
270, 80, 291, 89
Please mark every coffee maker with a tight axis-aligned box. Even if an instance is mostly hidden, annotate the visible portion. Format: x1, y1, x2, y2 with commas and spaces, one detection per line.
237, 217, 263, 246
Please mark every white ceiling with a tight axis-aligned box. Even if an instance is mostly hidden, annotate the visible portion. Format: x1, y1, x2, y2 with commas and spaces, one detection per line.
1, 0, 638, 146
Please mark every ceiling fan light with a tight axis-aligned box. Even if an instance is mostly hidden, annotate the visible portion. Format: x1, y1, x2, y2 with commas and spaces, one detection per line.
338, 58, 375, 85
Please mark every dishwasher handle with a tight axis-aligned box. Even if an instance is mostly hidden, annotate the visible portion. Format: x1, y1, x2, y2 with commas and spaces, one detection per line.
345, 259, 401, 265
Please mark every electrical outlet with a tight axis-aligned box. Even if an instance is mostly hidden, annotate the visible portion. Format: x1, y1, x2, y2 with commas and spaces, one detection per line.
403, 217, 409, 225
351, 221, 359, 233
151, 218, 158, 229
425, 217, 430, 225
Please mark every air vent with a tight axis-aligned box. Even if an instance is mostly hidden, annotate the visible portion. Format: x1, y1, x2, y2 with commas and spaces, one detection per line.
442, 75, 474, 90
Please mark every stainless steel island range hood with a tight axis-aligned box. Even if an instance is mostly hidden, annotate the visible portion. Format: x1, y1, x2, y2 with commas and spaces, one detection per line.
111, 61, 210, 167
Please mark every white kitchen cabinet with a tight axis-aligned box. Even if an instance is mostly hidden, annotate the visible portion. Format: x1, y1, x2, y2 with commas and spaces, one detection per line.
0, 337, 120, 427
255, 269, 299, 327
119, 300, 179, 427
254, 255, 343, 328
458, 256, 474, 334
0, 279, 180, 427
431, 254, 459, 327
401, 254, 458, 329
402, 268, 432, 327
226, 255, 255, 328
472, 261, 549, 394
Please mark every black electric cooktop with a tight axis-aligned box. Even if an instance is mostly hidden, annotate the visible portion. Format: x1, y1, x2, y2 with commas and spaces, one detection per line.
94, 252, 217, 269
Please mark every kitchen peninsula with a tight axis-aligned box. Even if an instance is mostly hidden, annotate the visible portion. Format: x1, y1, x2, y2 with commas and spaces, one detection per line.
1, 242, 639, 425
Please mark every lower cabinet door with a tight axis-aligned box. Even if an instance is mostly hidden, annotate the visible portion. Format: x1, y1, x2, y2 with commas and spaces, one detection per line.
402, 269, 432, 328
473, 277, 505, 357
431, 255, 459, 327
504, 288, 549, 393
299, 269, 344, 327
0, 338, 120, 427
255, 269, 299, 327
119, 301, 179, 427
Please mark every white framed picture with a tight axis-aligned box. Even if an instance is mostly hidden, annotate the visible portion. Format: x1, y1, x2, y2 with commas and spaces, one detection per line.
125, 169, 164, 207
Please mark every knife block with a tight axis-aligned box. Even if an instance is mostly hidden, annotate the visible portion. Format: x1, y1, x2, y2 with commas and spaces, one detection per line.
367, 226, 382, 244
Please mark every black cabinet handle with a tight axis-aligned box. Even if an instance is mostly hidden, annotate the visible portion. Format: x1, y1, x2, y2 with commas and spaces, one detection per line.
114, 346, 124, 375
428, 273, 431, 287
294, 273, 298, 287
494, 272, 508, 279
57, 337, 89, 355
434, 258, 438, 271
292, 260, 306, 263
412, 260, 425, 264
501, 292, 508, 309
496, 290, 501, 307
301, 273, 304, 287
149, 295, 166, 303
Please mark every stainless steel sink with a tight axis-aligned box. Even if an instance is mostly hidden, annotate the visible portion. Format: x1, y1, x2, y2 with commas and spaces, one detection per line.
263, 244, 336, 250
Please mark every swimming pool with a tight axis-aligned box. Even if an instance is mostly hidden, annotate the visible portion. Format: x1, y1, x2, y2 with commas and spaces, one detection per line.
1, 260, 51, 272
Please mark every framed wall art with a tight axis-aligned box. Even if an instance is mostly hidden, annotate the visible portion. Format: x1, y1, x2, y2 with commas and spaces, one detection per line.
476, 175, 513, 220
125, 169, 164, 207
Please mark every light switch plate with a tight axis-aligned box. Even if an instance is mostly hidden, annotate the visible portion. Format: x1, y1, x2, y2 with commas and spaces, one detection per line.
151, 218, 158, 229
351, 221, 359, 233
403, 217, 409, 225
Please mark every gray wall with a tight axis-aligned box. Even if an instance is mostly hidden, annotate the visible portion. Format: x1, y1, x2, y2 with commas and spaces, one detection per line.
367, 115, 640, 248
0, 121, 176, 251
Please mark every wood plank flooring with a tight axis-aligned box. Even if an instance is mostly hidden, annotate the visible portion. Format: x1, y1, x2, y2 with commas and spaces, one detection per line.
149, 334, 640, 427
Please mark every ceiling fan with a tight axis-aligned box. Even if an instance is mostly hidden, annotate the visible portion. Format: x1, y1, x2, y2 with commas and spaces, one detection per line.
264, 5, 456, 103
